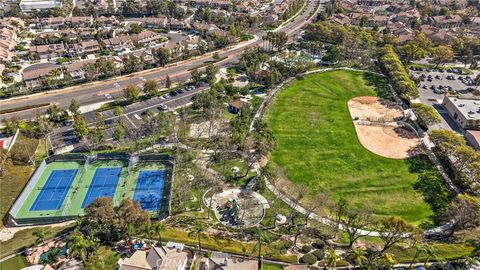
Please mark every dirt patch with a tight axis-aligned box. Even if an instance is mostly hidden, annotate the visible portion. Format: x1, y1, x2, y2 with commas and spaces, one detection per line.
348, 96, 422, 159
348, 96, 403, 122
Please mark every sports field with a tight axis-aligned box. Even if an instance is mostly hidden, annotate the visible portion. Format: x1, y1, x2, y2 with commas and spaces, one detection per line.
266, 70, 434, 224
12, 159, 167, 223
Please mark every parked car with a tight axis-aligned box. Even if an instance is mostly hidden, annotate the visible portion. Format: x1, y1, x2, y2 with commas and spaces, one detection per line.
158, 104, 168, 111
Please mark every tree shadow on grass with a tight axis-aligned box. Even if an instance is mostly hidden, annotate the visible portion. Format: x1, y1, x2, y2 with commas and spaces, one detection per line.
362, 72, 395, 101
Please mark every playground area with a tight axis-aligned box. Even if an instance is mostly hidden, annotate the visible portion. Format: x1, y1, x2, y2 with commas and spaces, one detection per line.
9, 154, 173, 225
206, 188, 269, 228
348, 96, 422, 159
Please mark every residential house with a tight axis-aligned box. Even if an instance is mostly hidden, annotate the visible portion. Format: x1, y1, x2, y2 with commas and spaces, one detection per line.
442, 96, 480, 130
421, 25, 454, 44
327, 13, 352, 25
211, 0, 231, 10
200, 252, 258, 270
140, 16, 169, 29
356, 0, 391, 6
431, 15, 463, 28
468, 17, 480, 31
118, 243, 190, 270
0, 26, 17, 63
66, 16, 93, 28
96, 16, 119, 27
384, 21, 415, 44
158, 41, 184, 58
393, 9, 421, 25
29, 43, 65, 59
66, 59, 96, 80
130, 49, 156, 65
34, 30, 79, 41
170, 19, 190, 31
190, 0, 211, 8
104, 35, 133, 52
192, 22, 218, 36
36, 17, 65, 30
22, 63, 60, 88
131, 30, 164, 46
228, 99, 249, 114
67, 40, 101, 56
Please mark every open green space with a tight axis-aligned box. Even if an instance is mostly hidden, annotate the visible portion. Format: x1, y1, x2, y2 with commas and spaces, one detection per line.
266, 70, 433, 224
0, 255, 29, 270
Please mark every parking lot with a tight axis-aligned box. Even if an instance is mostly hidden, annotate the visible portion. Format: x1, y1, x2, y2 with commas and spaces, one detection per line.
51, 83, 209, 151
409, 66, 479, 133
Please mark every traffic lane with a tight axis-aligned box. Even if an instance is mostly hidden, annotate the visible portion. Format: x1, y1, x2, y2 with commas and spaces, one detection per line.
0, 0, 319, 120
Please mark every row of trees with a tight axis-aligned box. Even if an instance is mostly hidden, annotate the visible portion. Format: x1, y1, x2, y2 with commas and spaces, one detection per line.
430, 130, 480, 197
379, 45, 419, 101
303, 22, 378, 66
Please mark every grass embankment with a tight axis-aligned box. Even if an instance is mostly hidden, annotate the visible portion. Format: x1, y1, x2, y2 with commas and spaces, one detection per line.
159, 227, 297, 263
0, 135, 40, 228
0, 255, 29, 270
266, 70, 433, 225
0, 224, 74, 258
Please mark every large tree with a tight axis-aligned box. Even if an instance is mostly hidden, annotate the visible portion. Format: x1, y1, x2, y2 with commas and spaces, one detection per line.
73, 114, 89, 140
143, 79, 159, 96
377, 217, 415, 253
123, 84, 141, 100
431, 45, 454, 67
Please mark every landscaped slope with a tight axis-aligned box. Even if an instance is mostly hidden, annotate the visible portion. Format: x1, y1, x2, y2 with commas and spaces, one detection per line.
266, 70, 432, 224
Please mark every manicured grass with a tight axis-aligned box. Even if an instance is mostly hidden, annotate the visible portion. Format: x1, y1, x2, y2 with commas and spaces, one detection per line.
263, 262, 283, 270
0, 224, 74, 258
0, 255, 29, 270
266, 70, 433, 224
391, 243, 475, 262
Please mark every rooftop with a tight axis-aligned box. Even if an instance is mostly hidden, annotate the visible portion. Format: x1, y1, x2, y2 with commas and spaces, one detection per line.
444, 96, 480, 121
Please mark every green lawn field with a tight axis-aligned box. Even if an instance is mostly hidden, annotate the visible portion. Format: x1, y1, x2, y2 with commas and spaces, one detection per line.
266, 70, 433, 224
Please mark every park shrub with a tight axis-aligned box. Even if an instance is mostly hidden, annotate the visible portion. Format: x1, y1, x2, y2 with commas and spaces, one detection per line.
300, 253, 317, 265
311, 249, 325, 260
314, 240, 325, 249
300, 245, 312, 253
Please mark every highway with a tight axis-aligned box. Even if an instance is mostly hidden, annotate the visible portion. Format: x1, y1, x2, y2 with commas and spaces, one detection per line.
0, 0, 322, 122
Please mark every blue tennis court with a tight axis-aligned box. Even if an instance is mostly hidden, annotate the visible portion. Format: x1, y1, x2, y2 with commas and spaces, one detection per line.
132, 170, 165, 211
30, 169, 78, 211
81, 167, 122, 208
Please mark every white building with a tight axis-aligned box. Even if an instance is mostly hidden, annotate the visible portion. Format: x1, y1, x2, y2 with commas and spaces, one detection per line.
20, 0, 63, 11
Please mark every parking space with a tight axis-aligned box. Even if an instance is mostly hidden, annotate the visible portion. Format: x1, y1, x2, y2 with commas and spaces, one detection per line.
409, 67, 478, 133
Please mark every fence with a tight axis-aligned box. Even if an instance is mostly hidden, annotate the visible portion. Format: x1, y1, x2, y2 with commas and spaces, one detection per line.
96, 152, 130, 160
8, 160, 48, 219
45, 154, 86, 164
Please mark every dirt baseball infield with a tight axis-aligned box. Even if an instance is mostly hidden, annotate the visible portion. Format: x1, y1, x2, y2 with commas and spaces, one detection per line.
348, 97, 422, 159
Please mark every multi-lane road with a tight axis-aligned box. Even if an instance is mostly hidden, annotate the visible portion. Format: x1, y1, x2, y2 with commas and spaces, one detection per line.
0, 0, 322, 122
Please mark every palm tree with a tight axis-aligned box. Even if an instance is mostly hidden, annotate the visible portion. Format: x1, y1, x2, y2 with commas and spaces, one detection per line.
67, 231, 91, 263
188, 221, 208, 253
33, 229, 46, 245
153, 222, 166, 246
252, 228, 271, 270
126, 223, 136, 242
143, 222, 152, 239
